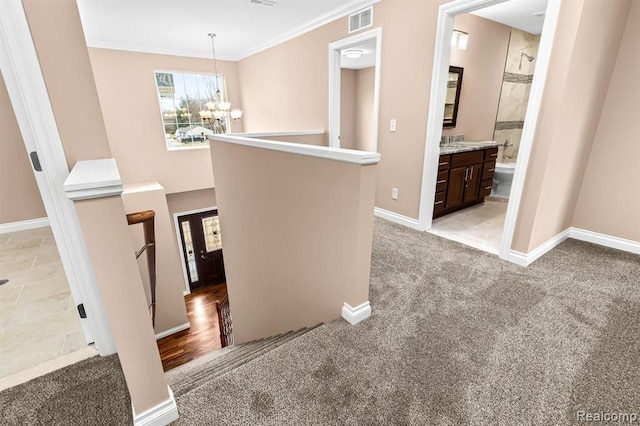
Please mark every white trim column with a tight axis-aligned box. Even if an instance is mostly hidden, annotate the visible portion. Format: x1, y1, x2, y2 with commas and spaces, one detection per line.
0, 0, 114, 354
65, 159, 178, 424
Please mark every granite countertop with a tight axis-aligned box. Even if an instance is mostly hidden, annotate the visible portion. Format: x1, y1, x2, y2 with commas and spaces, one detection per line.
440, 141, 499, 155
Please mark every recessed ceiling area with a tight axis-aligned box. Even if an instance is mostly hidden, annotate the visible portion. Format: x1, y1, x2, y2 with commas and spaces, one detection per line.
76, 0, 377, 61
470, 0, 548, 34
341, 38, 377, 70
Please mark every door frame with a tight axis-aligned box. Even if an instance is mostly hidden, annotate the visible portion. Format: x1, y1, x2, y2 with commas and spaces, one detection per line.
0, 0, 114, 354
173, 206, 217, 295
328, 27, 383, 151
418, 0, 562, 261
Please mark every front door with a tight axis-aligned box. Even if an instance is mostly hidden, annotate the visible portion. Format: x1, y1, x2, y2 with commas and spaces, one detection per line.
178, 210, 226, 292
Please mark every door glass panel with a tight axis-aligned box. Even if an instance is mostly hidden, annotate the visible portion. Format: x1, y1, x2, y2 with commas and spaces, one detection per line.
202, 215, 222, 252
181, 221, 199, 282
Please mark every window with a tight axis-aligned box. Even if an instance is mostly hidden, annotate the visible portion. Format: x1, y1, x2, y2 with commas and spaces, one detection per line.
154, 71, 229, 150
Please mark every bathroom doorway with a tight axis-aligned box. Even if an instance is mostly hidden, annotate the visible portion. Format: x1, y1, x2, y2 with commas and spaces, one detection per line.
419, 0, 558, 259
328, 27, 382, 152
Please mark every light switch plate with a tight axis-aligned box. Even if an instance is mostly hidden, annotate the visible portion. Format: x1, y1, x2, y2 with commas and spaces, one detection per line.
392, 188, 399, 200
390, 119, 397, 132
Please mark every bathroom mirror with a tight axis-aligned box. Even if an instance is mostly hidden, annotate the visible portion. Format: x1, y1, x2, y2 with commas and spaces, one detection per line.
443, 66, 463, 128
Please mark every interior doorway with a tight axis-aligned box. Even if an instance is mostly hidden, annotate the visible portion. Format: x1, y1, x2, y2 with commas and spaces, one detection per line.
417, 0, 561, 263
328, 27, 382, 152
429, 5, 546, 254
177, 209, 226, 293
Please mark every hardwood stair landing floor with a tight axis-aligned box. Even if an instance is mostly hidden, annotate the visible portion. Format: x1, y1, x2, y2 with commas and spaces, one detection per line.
156, 284, 227, 371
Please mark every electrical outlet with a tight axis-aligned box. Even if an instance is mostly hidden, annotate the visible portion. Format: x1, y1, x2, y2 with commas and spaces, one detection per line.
392, 188, 399, 200
390, 119, 397, 132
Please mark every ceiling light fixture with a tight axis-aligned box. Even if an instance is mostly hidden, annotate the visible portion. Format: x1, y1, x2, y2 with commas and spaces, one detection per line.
199, 33, 242, 133
343, 49, 364, 59
451, 30, 469, 50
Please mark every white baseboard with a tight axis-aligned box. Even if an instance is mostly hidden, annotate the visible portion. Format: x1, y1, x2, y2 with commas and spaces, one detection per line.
155, 323, 190, 340
0, 217, 49, 234
374, 208, 422, 231
504, 250, 529, 266
506, 227, 639, 267
342, 301, 371, 325
507, 228, 571, 266
133, 386, 179, 426
570, 228, 640, 255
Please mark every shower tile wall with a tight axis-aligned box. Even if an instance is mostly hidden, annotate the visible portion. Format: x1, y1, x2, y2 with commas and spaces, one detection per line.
494, 29, 541, 163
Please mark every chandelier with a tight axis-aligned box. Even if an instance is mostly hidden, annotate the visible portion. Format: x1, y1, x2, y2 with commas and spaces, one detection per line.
199, 33, 242, 134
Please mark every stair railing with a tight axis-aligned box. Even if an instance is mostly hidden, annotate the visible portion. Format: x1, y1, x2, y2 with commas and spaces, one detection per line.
126, 210, 157, 327
216, 294, 234, 347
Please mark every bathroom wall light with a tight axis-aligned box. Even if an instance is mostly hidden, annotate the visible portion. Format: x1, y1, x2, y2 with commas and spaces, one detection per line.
451, 30, 469, 50
343, 49, 364, 59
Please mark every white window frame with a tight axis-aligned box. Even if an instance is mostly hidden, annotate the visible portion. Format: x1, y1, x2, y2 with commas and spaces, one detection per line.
152, 70, 230, 152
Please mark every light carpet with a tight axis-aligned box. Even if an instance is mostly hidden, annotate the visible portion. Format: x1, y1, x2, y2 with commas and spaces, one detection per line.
1, 218, 639, 425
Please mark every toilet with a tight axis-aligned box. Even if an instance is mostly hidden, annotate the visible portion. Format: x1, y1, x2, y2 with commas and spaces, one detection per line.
491, 162, 516, 199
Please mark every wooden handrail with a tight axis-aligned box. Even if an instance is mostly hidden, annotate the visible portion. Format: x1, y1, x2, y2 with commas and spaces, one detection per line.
126, 210, 157, 327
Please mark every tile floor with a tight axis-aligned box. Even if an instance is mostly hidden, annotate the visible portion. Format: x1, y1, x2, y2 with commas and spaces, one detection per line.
430, 199, 508, 254
0, 226, 87, 378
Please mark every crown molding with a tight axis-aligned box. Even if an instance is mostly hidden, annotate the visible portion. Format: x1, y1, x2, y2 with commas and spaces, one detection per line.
86, 41, 240, 61
85, 0, 379, 62
238, 0, 380, 60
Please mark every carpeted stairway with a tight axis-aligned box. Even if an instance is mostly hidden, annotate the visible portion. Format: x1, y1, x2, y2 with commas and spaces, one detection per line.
167, 325, 321, 397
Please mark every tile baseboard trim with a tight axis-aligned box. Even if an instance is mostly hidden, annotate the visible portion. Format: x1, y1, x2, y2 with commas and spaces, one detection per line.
342, 301, 371, 325
374, 208, 422, 231
569, 228, 640, 255
155, 323, 190, 340
132, 386, 179, 426
0, 217, 50, 234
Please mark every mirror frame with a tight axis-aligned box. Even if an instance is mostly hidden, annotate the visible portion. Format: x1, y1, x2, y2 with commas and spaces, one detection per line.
443, 66, 464, 128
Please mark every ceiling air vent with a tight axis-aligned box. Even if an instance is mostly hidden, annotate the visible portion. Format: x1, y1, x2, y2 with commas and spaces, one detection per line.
349, 6, 373, 33
250, 0, 277, 6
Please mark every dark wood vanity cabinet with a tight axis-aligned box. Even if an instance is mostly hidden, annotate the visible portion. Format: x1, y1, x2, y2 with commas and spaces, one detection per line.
433, 146, 498, 218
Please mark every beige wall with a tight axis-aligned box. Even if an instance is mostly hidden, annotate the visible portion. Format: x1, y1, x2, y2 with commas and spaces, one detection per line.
341, 67, 376, 151
444, 13, 511, 141
0, 71, 46, 224
88, 48, 244, 194
340, 68, 357, 150
23, 0, 111, 166
210, 139, 377, 343
512, 0, 632, 252
75, 196, 168, 413
237, 18, 348, 141
355, 67, 375, 151
166, 188, 218, 218
22, 0, 169, 415
237, 0, 636, 253
238, 0, 447, 218
122, 184, 189, 335
572, 0, 640, 243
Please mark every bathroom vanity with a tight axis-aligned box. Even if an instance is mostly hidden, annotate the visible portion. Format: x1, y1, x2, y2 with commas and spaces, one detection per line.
434, 142, 498, 218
